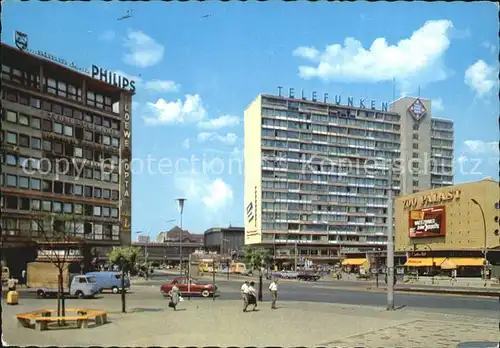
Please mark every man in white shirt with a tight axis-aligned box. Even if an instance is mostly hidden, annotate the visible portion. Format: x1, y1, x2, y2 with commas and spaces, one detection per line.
269, 278, 278, 309
241, 281, 249, 312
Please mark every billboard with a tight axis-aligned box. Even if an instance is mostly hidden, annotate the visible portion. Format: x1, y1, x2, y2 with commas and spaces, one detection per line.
408, 206, 446, 238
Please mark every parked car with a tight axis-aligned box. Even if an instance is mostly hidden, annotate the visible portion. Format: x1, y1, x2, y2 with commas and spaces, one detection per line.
280, 270, 299, 279
160, 277, 217, 298
85, 271, 130, 294
297, 270, 321, 281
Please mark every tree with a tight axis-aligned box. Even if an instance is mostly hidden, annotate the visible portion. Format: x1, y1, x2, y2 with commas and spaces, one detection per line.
34, 213, 85, 324
242, 246, 273, 271
107, 246, 140, 313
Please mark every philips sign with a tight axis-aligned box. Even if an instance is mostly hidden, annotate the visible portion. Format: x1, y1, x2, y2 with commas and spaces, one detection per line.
91, 65, 136, 92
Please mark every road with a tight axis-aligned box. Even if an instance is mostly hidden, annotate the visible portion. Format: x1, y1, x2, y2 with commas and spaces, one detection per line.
12, 274, 497, 319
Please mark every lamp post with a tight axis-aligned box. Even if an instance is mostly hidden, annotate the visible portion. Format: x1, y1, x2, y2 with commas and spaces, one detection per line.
413, 244, 435, 284
222, 238, 230, 280
471, 198, 488, 283
386, 163, 395, 311
176, 198, 187, 276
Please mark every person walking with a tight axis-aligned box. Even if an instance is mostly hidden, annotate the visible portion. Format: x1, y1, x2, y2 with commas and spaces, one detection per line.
269, 278, 278, 309
168, 280, 182, 311
245, 281, 258, 312
241, 281, 249, 312
21, 270, 26, 287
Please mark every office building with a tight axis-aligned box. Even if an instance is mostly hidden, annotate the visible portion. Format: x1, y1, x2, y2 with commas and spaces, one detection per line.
1, 42, 134, 277
395, 178, 500, 277
244, 91, 454, 264
203, 226, 245, 255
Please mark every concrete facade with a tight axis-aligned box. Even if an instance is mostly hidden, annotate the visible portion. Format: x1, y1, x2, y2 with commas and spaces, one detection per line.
0, 43, 134, 275
203, 226, 245, 254
243, 93, 454, 263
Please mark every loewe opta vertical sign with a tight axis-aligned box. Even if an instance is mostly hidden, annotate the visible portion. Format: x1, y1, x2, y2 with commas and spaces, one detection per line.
121, 93, 132, 240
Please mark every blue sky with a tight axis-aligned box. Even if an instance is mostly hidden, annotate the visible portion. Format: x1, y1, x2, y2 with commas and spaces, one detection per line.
4, 1, 499, 238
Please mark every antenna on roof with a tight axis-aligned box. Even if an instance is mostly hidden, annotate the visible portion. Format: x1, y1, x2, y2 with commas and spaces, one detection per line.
392, 77, 396, 102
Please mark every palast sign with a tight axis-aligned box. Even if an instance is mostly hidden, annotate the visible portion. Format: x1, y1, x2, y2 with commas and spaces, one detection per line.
403, 189, 461, 210
276, 86, 389, 112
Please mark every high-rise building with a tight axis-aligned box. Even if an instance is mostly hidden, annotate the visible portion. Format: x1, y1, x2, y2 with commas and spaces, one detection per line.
1, 41, 134, 277
244, 91, 454, 263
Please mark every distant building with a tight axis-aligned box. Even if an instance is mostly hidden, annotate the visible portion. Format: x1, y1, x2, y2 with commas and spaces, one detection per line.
204, 226, 245, 255
131, 226, 203, 265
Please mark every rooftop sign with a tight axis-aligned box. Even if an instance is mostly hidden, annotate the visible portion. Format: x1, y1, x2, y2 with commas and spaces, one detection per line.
276, 86, 389, 112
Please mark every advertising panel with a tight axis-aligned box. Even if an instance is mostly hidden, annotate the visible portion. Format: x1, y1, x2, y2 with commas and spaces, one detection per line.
408, 206, 446, 238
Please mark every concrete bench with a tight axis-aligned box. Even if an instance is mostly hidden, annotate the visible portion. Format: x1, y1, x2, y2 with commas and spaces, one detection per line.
16, 310, 52, 328
76, 309, 107, 325
35, 316, 89, 331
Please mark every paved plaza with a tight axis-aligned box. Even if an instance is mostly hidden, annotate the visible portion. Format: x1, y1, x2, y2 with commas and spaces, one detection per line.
2, 286, 498, 347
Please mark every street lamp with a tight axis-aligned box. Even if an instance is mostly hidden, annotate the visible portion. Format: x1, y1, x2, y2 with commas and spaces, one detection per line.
176, 198, 187, 276
471, 198, 488, 283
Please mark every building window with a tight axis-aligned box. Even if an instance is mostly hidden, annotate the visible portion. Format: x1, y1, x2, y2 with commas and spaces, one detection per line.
103, 189, 111, 200
42, 200, 52, 212
31, 117, 41, 129
93, 169, 101, 180
413, 180, 419, 187
64, 125, 73, 137
7, 175, 17, 187
94, 115, 102, 126
111, 173, 119, 183
74, 184, 83, 196
74, 109, 83, 120
31, 137, 41, 150
6, 154, 17, 166
6, 110, 17, 123
74, 147, 83, 158
42, 180, 53, 193
94, 188, 102, 198
54, 142, 63, 154
30, 97, 41, 108
102, 207, 110, 217
6, 196, 18, 209
19, 198, 30, 211
111, 120, 119, 130
412, 133, 419, 140
111, 208, 118, 218
52, 104, 62, 115
74, 204, 83, 214
93, 206, 101, 216
102, 118, 111, 128
31, 178, 41, 190
111, 137, 119, 148
111, 190, 119, 200
413, 143, 418, 150
19, 134, 30, 147
63, 203, 72, 213
19, 176, 29, 189
102, 135, 111, 146
43, 140, 52, 151
84, 186, 93, 197
31, 199, 41, 211
7, 132, 17, 144
54, 122, 63, 134
413, 123, 419, 131
84, 130, 93, 142
19, 93, 29, 106
53, 202, 62, 213
42, 100, 52, 111
42, 119, 52, 131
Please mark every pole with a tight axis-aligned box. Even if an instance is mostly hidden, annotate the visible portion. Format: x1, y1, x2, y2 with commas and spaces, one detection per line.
258, 269, 263, 302
471, 199, 488, 283
187, 254, 191, 300
386, 163, 395, 311
294, 239, 298, 271
212, 256, 216, 301
179, 212, 183, 276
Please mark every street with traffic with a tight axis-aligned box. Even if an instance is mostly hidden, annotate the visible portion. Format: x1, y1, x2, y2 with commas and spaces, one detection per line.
3, 273, 499, 347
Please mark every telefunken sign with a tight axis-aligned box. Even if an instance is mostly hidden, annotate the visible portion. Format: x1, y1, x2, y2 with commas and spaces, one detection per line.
276, 86, 389, 112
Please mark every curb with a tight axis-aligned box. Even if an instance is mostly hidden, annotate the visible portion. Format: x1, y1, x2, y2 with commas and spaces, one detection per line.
367, 286, 500, 297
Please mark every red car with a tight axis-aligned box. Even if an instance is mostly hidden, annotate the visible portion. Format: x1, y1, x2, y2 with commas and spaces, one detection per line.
160, 277, 217, 298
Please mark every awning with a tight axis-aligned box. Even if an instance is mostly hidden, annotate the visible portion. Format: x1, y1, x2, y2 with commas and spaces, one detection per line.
441, 258, 485, 270
404, 257, 446, 267
341, 258, 368, 266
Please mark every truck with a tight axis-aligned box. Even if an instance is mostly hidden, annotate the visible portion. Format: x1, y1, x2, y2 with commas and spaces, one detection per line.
26, 262, 100, 299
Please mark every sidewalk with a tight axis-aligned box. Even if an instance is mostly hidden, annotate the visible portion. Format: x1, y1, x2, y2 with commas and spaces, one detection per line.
2, 298, 497, 347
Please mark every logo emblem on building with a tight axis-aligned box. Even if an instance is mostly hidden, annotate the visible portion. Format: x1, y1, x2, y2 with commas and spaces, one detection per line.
408, 98, 427, 121
14, 31, 28, 51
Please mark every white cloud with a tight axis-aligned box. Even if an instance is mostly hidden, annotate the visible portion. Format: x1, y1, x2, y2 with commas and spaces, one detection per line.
143, 94, 207, 125
464, 60, 496, 98
145, 80, 179, 92
456, 154, 467, 164
123, 30, 164, 68
197, 132, 238, 145
464, 140, 499, 154
432, 98, 444, 112
197, 115, 240, 130
182, 139, 190, 150
174, 175, 233, 212
293, 20, 453, 94
482, 41, 497, 54
99, 30, 115, 41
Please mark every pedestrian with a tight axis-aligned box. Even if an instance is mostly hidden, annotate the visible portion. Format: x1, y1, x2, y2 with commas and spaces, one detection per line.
21, 270, 26, 286
7, 277, 16, 292
168, 280, 182, 311
269, 278, 278, 309
241, 280, 249, 312
245, 281, 257, 312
